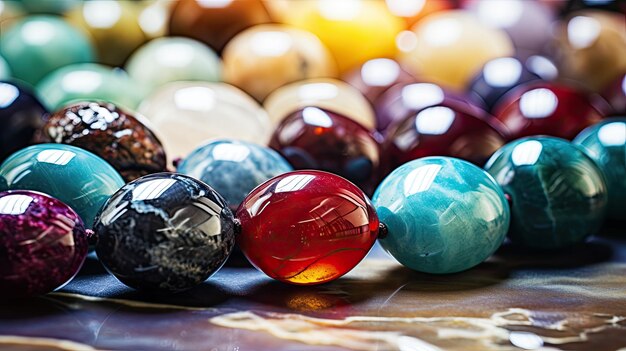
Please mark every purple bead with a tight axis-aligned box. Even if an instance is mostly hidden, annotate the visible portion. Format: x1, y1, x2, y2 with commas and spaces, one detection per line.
0, 190, 88, 297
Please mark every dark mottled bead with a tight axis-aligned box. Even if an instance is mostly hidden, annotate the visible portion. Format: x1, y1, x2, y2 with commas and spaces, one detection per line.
94, 173, 235, 293
0, 81, 47, 163
342, 58, 416, 104
36, 101, 167, 181
0, 190, 88, 297
601, 73, 626, 116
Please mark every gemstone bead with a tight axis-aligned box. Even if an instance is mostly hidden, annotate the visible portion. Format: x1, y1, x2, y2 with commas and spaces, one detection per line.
270, 107, 381, 194
342, 58, 416, 105
573, 119, 626, 220
177, 139, 292, 210
0, 56, 10, 80
601, 73, 626, 115
17, 0, 81, 14
236, 170, 379, 285
36, 101, 167, 182
485, 136, 608, 249
372, 157, 509, 274
0, 144, 125, 228
95, 173, 236, 293
0, 190, 88, 297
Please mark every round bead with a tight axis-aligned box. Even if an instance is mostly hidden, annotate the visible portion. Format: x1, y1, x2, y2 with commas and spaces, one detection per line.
601, 73, 626, 115
177, 139, 293, 210
125, 37, 221, 97
485, 136, 608, 249
263, 78, 376, 129
36, 63, 144, 111
236, 170, 379, 285
0, 144, 125, 229
0, 81, 47, 163
573, 119, 626, 220
95, 173, 235, 293
0, 56, 11, 80
0, 190, 88, 297
270, 107, 381, 194
494, 82, 605, 141
0, 16, 94, 86
36, 101, 167, 182
372, 157, 509, 274
222, 24, 337, 101
342, 58, 416, 105
385, 0, 455, 28
138, 82, 272, 159
17, 0, 81, 14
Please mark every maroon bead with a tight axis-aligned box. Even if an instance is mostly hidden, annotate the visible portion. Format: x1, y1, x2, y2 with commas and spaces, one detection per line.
236, 170, 379, 285
270, 107, 381, 194
601, 73, 626, 116
0, 190, 88, 297
342, 58, 416, 105
493, 82, 605, 140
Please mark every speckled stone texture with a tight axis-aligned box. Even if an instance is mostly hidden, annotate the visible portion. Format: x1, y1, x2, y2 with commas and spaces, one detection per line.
36, 101, 167, 181
0, 190, 88, 297
94, 173, 236, 293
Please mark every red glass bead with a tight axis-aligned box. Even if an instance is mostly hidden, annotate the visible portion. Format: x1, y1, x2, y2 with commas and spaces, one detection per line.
270, 107, 381, 194
494, 82, 604, 140
236, 170, 379, 285
601, 73, 626, 115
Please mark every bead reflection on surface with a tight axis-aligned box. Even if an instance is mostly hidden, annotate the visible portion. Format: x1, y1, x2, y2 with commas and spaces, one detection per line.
236, 170, 379, 285
342, 58, 416, 104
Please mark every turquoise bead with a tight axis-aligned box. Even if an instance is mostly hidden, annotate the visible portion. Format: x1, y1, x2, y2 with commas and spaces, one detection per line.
0, 16, 94, 86
0, 56, 10, 80
372, 157, 509, 274
485, 136, 607, 249
36, 63, 145, 111
177, 139, 292, 209
0, 144, 125, 228
573, 118, 626, 220
18, 0, 82, 14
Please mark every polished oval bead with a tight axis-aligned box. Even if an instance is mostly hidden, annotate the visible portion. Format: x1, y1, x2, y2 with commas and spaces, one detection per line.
485, 136, 608, 249
177, 139, 292, 210
36, 101, 167, 182
94, 173, 235, 293
372, 157, 509, 274
236, 170, 379, 285
573, 119, 626, 220
0, 190, 88, 297
0, 144, 125, 228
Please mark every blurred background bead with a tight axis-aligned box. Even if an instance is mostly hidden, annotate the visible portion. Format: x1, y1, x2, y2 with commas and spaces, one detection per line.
36, 63, 144, 111
0, 144, 125, 228
485, 136, 607, 249
494, 82, 604, 140
0, 81, 47, 163
36, 101, 167, 182
385, 0, 455, 28
601, 73, 626, 115
270, 107, 381, 194
0, 190, 88, 297
373, 157, 509, 274
0, 1, 25, 27
138, 82, 272, 159
65, 0, 147, 66
0, 16, 94, 86
264, 78, 376, 129
177, 139, 292, 210
573, 119, 626, 220
222, 24, 337, 101
0, 56, 10, 80
136, 0, 171, 40
169, 0, 271, 53
17, 0, 81, 14
560, 0, 626, 14
342, 57, 416, 104
398, 11, 514, 91
125, 37, 221, 97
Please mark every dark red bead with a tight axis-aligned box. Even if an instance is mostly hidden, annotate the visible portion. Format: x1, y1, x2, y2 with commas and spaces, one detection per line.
270, 107, 381, 194
601, 73, 626, 116
236, 170, 379, 285
342, 58, 416, 105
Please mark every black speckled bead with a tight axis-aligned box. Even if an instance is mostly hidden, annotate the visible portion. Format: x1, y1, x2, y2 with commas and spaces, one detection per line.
94, 172, 235, 293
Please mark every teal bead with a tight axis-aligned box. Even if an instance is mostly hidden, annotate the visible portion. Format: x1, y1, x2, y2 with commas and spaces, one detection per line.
0, 16, 94, 86
485, 136, 607, 249
18, 0, 82, 14
0, 144, 125, 228
0, 56, 10, 80
372, 157, 509, 274
573, 118, 626, 220
36, 63, 145, 111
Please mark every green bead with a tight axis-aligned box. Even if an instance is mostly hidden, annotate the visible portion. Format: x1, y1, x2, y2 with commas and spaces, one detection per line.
372, 157, 509, 274
18, 0, 82, 14
485, 136, 607, 249
0, 144, 125, 228
0, 16, 94, 86
573, 118, 626, 220
36, 63, 145, 111
0, 55, 11, 80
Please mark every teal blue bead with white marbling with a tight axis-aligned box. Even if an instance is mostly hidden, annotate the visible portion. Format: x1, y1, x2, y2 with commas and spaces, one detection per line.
573, 118, 626, 220
485, 136, 607, 249
177, 139, 292, 209
0, 144, 125, 228
372, 157, 509, 274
